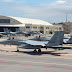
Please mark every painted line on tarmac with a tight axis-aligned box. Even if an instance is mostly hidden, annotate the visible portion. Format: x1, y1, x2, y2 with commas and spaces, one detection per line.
0, 61, 72, 70
0, 59, 72, 67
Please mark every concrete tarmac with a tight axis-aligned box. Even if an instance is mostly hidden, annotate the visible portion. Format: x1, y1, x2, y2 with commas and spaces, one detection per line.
0, 55, 72, 72
0, 36, 72, 72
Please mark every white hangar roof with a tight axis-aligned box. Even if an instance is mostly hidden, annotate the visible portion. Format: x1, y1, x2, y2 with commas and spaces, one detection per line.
0, 24, 25, 27
8, 16, 53, 26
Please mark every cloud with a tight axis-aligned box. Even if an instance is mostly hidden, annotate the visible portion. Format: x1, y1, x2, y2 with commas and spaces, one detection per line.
56, 0, 66, 4
0, 0, 72, 23
2, 0, 13, 2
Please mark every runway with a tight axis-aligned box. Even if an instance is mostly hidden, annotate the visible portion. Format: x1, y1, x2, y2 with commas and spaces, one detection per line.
0, 55, 72, 72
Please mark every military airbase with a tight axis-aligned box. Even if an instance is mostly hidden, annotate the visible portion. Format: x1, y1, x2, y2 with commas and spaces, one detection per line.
0, 15, 71, 72
0, 33, 72, 72
1, 0, 72, 71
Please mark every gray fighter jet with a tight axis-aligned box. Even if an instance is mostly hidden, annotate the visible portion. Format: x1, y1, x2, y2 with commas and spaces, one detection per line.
29, 34, 71, 45
0, 28, 16, 35
0, 31, 64, 52
29, 36, 51, 41
0, 28, 10, 35
63, 36, 72, 44
15, 28, 39, 36
6, 28, 39, 36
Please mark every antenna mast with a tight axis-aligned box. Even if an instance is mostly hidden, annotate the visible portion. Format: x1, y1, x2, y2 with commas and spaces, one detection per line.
66, 13, 67, 22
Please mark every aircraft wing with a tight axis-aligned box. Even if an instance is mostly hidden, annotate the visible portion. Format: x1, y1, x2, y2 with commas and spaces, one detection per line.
0, 32, 6, 34
19, 40, 48, 47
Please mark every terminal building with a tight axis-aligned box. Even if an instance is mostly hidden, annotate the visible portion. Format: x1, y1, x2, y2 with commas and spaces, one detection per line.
0, 15, 63, 34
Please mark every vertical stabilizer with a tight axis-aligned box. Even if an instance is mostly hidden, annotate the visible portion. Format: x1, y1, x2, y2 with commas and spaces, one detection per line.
4, 28, 6, 32
15, 28, 20, 32
47, 31, 64, 47
4, 28, 8, 33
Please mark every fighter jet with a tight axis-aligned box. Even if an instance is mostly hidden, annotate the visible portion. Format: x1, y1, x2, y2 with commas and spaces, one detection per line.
30, 33, 72, 46
0, 28, 16, 36
0, 28, 15, 36
6, 28, 39, 36
0, 28, 10, 35
28, 36, 51, 41
63, 36, 72, 44
0, 31, 64, 52
29, 34, 71, 45
15, 28, 25, 35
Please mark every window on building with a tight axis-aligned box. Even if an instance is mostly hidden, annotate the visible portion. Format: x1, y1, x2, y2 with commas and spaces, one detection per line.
33, 27, 37, 29
59, 27, 61, 30
46, 27, 49, 29
49, 31, 53, 34
26, 26, 30, 28
40, 27, 43, 29
0, 19, 10, 23
38, 27, 40, 29
48, 27, 49, 29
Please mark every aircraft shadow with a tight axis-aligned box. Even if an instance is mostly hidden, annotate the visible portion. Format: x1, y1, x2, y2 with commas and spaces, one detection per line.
49, 47, 72, 50
12, 51, 68, 56
62, 47, 72, 50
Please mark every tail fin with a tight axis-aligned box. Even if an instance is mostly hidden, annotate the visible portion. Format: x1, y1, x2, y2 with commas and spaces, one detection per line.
15, 28, 20, 32
4, 28, 9, 32
6, 28, 9, 32
15, 28, 18, 32
4, 28, 6, 32
5, 28, 10, 33
47, 31, 64, 47
58, 31, 64, 45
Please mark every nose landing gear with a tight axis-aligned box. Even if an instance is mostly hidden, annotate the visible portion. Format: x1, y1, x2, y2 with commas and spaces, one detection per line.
17, 47, 19, 52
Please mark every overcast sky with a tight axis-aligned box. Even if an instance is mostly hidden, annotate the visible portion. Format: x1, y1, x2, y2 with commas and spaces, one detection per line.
0, 0, 72, 23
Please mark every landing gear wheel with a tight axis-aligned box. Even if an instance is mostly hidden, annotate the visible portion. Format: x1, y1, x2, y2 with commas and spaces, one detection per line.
17, 49, 19, 52
17, 47, 19, 52
38, 49, 41, 53
33, 49, 37, 53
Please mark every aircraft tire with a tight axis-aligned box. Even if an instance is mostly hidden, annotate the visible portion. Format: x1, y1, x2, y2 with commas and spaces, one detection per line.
33, 49, 37, 53
17, 50, 19, 52
38, 49, 41, 53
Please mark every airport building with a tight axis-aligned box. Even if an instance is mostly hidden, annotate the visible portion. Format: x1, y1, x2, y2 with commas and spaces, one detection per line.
53, 24, 63, 32
0, 15, 63, 34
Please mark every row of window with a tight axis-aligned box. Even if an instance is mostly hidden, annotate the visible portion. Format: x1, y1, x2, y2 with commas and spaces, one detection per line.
26, 26, 30, 28
54, 27, 62, 30
46, 27, 49, 29
0, 19, 10, 23
26, 26, 50, 29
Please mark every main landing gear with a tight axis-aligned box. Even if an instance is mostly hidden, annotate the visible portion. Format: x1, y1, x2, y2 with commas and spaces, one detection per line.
33, 49, 37, 53
38, 49, 41, 53
33, 49, 41, 53
17, 47, 19, 52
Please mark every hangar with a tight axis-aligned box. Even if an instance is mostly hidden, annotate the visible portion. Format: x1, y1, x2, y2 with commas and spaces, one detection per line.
0, 15, 54, 34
